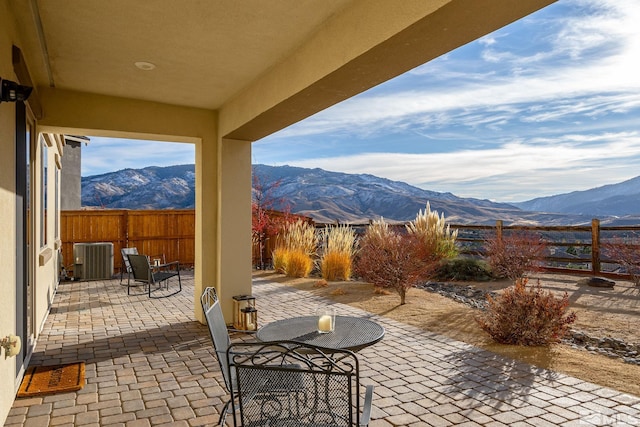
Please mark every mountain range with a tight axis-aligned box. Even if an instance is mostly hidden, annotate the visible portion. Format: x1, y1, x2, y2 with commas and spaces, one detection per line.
82, 164, 195, 209
81, 164, 640, 225
512, 175, 640, 217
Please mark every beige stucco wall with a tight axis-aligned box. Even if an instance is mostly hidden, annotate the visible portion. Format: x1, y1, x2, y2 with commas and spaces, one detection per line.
32, 134, 63, 338
1, 2, 22, 422
0, 32, 65, 424
37, 89, 223, 324
34, 88, 255, 324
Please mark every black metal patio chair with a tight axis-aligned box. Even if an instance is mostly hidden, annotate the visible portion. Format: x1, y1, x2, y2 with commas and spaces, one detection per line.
227, 341, 374, 427
201, 286, 238, 425
119, 247, 138, 286
201, 286, 295, 426
127, 253, 181, 297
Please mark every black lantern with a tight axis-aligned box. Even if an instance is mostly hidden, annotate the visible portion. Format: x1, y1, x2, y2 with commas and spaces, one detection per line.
232, 295, 256, 330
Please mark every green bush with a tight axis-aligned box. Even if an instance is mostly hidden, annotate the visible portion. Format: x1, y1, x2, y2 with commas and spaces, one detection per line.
476, 278, 577, 346
434, 258, 493, 281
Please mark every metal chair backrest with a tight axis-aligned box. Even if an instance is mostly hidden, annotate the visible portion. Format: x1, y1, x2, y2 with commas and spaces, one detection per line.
127, 253, 151, 283
121, 247, 138, 274
228, 341, 371, 426
200, 287, 233, 392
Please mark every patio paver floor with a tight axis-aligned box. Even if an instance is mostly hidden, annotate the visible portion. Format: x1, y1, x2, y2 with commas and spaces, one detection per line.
6, 274, 640, 426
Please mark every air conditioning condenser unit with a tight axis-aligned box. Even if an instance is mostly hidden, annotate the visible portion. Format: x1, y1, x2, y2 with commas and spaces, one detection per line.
74, 242, 114, 280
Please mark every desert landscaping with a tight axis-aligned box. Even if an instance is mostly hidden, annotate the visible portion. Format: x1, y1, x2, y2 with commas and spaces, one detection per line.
254, 270, 640, 397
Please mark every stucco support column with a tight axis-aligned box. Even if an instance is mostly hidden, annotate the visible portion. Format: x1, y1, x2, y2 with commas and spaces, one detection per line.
219, 138, 253, 320
194, 135, 219, 323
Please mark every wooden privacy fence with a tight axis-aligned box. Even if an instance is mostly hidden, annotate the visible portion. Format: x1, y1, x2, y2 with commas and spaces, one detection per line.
61, 209, 195, 274
62, 210, 640, 280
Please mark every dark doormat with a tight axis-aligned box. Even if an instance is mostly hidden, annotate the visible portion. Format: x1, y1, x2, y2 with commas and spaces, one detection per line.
17, 362, 85, 397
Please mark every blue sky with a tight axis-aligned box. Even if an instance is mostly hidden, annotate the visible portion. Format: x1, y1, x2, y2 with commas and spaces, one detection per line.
84, 0, 640, 203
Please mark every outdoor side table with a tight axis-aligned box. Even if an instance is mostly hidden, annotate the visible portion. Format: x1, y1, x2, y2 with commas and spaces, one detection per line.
256, 315, 385, 352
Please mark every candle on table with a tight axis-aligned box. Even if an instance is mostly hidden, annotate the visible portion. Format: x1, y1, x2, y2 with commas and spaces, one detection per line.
316, 306, 336, 333
318, 314, 333, 332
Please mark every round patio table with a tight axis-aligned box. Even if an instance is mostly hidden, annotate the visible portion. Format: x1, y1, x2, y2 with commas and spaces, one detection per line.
256, 315, 384, 352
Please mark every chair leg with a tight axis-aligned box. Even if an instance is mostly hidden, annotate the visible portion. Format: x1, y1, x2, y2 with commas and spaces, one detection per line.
218, 399, 232, 426
148, 270, 182, 298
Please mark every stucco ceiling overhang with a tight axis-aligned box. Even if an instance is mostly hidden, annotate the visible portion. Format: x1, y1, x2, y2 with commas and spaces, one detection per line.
9, 0, 354, 111
7, 0, 556, 141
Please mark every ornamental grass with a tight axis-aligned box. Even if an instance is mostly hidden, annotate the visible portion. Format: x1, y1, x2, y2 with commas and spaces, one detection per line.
320, 225, 357, 281
284, 249, 314, 278
321, 251, 353, 281
272, 247, 287, 274
405, 201, 458, 259
272, 219, 317, 278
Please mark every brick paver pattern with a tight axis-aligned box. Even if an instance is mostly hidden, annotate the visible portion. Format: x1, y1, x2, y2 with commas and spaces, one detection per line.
6, 274, 640, 426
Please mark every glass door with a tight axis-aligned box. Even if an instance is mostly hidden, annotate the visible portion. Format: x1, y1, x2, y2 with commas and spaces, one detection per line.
15, 101, 35, 376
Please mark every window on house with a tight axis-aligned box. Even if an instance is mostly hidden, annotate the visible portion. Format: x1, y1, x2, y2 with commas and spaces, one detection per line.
55, 166, 59, 240
40, 136, 47, 248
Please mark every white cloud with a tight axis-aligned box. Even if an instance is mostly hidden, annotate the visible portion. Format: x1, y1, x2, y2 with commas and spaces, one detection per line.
81, 1, 640, 205
254, 1, 640, 203
270, 1, 640, 140
280, 132, 640, 201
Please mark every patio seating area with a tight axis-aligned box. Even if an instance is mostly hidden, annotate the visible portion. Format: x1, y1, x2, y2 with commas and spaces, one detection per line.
6, 273, 639, 426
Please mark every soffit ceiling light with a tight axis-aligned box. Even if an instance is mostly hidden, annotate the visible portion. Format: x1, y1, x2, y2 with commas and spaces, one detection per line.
134, 61, 156, 71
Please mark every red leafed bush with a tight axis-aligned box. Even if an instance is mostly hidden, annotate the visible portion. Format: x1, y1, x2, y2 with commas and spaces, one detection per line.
476, 278, 576, 346
354, 219, 439, 305
484, 231, 547, 282
602, 238, 640, 286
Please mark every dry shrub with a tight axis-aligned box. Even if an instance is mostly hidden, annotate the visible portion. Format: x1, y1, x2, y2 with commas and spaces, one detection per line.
284, 250, 313, 278
476, 278, 577, 346
602, 238, 640, 286
320, 225, 356, 281
330, 287, 346, 296
355, 218, 440, 305
373, 287, 391, 295
313, 279, 329, 288
484, 230, 547, 281
321, 252, 352, 281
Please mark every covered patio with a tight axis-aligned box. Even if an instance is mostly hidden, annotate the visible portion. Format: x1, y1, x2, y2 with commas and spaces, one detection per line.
4, 1, 567, 420
6, 275, 639, 426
